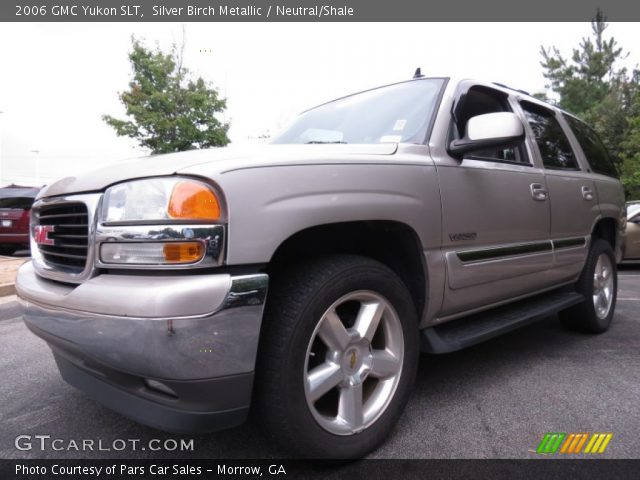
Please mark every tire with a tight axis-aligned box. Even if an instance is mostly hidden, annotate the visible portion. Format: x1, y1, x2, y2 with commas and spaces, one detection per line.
254, 255, 419, 459
0, 245, 17, 256
560, 238, 617, 333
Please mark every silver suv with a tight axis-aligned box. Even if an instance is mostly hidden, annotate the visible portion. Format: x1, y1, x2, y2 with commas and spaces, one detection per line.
17, 76, 625, 458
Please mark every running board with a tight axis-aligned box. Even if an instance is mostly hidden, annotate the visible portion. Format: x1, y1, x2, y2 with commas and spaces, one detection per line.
421, 290, 584, 354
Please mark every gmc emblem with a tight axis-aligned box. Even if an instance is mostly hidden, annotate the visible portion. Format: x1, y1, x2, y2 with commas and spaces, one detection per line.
34, 225, 55, 246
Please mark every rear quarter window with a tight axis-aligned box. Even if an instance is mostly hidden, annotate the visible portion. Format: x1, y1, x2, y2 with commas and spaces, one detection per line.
564, 114, 619, 178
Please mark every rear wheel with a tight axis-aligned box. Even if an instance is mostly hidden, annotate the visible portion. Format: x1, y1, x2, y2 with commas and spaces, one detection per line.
255, 255, 419, 458
560, 239, 617, 333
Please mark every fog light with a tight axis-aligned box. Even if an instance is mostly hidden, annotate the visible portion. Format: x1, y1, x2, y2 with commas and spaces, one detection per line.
100, 242, 205, 265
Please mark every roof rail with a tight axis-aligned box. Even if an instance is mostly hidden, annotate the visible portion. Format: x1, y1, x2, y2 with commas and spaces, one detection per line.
492, 82, 530, 96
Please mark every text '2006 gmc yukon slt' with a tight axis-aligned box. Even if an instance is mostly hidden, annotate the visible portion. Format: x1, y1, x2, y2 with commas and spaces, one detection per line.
17, 76, 625, 459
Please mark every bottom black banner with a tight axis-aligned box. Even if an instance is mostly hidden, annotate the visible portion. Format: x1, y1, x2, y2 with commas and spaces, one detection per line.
1, 459, 639, 480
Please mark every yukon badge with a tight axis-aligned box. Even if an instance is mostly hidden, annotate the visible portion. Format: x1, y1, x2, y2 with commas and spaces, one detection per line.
449, 232, 477, 242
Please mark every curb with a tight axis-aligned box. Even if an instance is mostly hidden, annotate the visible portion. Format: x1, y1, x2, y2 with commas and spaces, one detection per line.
0, 283, 16, 297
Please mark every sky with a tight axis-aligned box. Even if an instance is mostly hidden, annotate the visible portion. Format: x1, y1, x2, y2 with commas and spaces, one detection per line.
0, 22, 639, 186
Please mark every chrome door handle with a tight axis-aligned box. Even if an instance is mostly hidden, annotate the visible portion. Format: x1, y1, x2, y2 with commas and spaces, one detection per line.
581, 186, 594, 201
530, 183, 548, 201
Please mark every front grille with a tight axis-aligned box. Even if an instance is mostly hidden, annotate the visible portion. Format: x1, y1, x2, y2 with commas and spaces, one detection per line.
37, 203, 89, 272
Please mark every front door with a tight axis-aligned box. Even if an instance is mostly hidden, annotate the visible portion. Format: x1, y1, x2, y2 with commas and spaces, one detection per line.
434, 85, 553, 317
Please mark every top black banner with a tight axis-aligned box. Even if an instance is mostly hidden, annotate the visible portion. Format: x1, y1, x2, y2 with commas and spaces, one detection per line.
3, 0, 640, 21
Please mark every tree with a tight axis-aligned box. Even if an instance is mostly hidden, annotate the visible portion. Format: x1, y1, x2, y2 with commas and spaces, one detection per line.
103, 37, 230, 154
539, 11, 640, 199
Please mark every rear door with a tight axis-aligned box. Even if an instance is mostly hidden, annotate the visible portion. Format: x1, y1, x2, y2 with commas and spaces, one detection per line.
562, 113, 625, 257
517, 101, 597, 279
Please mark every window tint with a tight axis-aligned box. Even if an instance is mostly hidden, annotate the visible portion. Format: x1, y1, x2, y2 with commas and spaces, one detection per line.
564, 114, 618, 177
469, 147, 521, 163
521, 102, 578, 170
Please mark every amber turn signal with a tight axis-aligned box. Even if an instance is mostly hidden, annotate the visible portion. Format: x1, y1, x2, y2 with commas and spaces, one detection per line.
163, 242, 205, 263
168, 180, 221, 220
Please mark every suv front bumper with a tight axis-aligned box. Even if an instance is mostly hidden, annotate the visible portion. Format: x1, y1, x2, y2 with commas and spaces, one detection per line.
16, 261, 268, 433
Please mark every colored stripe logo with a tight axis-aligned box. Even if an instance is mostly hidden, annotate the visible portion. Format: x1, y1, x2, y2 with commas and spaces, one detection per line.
537, 433, 566, 454
584, 433, 613, 454
536, 433, 613, 454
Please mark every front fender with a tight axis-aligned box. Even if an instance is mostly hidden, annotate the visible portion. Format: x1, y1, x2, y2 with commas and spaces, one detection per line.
205, 163, 441, 265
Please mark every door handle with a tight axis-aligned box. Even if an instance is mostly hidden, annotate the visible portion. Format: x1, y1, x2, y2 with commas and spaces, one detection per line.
581, 186, 594, 201
530, 183, 548, 201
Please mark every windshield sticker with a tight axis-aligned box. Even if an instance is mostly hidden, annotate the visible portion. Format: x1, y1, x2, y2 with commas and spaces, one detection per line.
392, 119, 407, 131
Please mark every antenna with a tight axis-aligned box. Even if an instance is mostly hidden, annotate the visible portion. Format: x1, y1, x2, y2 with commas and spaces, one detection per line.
413, 67, 424, 79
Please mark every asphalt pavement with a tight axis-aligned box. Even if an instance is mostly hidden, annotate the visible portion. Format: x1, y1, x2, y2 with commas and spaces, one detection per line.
1, 265, 639, 459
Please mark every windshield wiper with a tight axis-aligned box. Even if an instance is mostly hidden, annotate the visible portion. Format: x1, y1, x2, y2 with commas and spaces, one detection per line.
305, 141, 348, 144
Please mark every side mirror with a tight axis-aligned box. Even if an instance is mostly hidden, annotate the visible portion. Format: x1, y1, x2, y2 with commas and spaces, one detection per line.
449, 112, 525, 158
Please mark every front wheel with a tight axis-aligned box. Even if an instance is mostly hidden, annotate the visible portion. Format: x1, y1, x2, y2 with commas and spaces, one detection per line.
255, 255, 419, 458
560, 238, 617, 333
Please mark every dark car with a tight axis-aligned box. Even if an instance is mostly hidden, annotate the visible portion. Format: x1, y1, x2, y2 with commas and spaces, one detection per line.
0, 185, 40, 255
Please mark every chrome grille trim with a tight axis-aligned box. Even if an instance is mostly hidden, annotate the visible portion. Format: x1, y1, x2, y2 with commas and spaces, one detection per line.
30, 194, 102, 284
37, 203, 88, 270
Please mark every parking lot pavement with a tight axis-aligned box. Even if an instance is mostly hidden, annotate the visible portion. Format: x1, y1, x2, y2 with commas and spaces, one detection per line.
1, 268, 639, 460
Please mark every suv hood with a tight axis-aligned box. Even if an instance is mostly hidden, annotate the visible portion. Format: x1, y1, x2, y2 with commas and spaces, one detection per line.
39, 143, 398, 198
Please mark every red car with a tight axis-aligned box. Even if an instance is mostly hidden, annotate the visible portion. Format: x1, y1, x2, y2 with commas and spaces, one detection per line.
0, 185, 40, 255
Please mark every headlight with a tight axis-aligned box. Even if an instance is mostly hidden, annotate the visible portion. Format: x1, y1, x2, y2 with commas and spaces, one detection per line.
97, 177, 225, 267
101, 177, 222, 223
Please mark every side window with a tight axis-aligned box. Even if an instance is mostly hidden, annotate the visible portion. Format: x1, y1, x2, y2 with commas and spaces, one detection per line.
520, 101, 578, 170
564, 114, 619, 178
452, 86, 527, 164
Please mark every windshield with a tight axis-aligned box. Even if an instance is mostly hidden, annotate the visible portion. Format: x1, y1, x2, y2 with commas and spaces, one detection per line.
628, 204, 640, 220
272, 79, 445, 145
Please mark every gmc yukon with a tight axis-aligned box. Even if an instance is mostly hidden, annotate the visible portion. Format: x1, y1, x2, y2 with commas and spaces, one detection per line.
17, 76, 626, 458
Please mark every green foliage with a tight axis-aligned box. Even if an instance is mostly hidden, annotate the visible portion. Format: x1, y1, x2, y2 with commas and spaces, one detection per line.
103, 38, 230, 154
531, 91, 552, 103
539, 11, 640, 199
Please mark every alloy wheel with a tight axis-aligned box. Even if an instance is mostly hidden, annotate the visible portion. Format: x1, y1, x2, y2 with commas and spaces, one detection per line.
303, 290, 404, 436
592, 253, 614, 320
